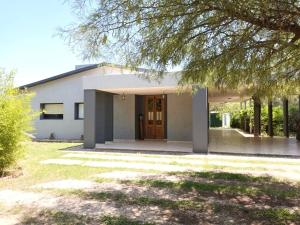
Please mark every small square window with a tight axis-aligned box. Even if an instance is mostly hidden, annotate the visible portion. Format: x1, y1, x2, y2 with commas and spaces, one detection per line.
75, 103, 84, 120
40, 103, 64, 120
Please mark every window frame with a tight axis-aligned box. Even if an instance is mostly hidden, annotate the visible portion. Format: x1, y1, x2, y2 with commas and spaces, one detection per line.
74, 102, 84, 120
40, 103, 64, 120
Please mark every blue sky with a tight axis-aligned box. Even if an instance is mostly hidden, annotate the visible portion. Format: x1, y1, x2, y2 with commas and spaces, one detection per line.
0, 0, 96, 86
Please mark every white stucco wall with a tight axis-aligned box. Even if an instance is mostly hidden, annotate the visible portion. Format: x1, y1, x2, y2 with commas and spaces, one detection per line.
29, 75, 84, 139
113, 94, 135, 140
28, 66, 131, 140
167, 93, 192, 141
27, 65, 192, 141
28, 66, 143, 139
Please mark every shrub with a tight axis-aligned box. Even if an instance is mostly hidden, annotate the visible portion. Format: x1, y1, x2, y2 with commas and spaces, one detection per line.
261, 105, 283, 136
230, 110, 241, 128
0, 69, 34, 174
221, 100, 299, 139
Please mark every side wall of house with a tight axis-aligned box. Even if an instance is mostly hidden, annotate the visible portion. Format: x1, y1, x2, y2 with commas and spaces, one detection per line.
167, 93, 192, 141
29, 75, 85, 139
28, 66, 122, 140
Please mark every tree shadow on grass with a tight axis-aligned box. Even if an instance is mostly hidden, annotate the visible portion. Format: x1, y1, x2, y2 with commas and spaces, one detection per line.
17, 209, 153, 225
15, 210, 97, 225
13, 169, 300, 225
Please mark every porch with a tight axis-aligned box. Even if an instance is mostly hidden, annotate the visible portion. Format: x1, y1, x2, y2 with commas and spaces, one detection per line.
95, 129, 300, 157
83, 73, 210, 153
82, 72, 299, 155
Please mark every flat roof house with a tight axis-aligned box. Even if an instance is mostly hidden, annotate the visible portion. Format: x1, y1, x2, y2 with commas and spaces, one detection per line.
21, 63, 242, 153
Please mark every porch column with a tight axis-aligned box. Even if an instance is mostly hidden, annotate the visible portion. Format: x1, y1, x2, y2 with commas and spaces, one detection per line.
192, 88, 208, 153
253, 96, 261, 137
283, 98, 289, 138
84, 90, 113, 148
268, 100, 273, 137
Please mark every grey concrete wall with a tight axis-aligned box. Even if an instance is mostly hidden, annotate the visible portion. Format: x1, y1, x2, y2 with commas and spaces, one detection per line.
135, 95, 144, 139
84, 90, 96, 147
84, 90, 114, 148
105, 93, 114, 141
94, 91, 114, 143
113, 94, 135, 140
192, 88, 208, 153
167, 93, 192, 141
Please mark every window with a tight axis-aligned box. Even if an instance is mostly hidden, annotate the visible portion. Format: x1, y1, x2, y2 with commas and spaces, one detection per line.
40, 103, 64, 120
75, 103, 84, 119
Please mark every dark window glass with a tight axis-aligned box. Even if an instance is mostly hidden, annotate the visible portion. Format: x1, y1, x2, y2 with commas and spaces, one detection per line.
40, 103, 64, 120
75, 103, 84, 120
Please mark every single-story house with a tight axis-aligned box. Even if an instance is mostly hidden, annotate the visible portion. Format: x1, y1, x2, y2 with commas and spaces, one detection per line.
21, 63, 241, 153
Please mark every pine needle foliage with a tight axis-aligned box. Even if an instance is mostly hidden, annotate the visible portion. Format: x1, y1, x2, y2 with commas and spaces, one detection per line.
61, 0, 300, 97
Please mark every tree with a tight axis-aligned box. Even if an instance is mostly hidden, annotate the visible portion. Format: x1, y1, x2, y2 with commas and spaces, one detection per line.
0, 69, 34, 174
61, 0, 300, 97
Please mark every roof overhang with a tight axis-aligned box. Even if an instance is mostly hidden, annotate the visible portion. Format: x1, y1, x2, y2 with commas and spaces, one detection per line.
83, 73, 183, 95
83, 73, 248, 102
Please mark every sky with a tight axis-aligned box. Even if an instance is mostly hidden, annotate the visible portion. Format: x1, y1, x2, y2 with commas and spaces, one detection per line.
0, 0, 97, 86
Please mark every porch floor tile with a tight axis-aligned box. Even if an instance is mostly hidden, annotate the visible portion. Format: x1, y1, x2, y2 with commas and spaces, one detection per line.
94, 129, 300, 157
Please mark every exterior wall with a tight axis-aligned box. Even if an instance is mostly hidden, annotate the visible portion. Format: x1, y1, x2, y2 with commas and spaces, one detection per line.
113, 94, 135, 140
192, 88, 208, 153
167, 93, 192, 141
27, 65, 194, 142
28, 66, 138, 140
29, 75, 85, 139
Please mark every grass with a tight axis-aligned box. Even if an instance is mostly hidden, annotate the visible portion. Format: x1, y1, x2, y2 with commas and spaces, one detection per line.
101, 216, 155, 225
19, 210, 98, 225
120, 178, 300, 200
6, 208, 152, 225
56, 189, 300, 224
0, 142, 144, 190
181, 171, 276, 182
253, 208, 300, 225
1, 141, 300, 225
58, 189, 207, 211
60, 153, 300, 173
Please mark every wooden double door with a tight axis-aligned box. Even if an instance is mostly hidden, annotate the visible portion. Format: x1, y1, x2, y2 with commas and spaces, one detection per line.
144, 95, 165, 139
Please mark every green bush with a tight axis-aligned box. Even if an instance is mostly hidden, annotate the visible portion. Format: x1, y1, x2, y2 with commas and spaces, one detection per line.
223, 100, 299, 138
0, 70, 34, 174
230, 110, 241, 128
230, 104, 288, 137
272, 106, 284, 136
260, 105, 284, 136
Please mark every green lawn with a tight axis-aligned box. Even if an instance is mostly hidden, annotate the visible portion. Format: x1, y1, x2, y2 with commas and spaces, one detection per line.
0, 141, 300, 225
